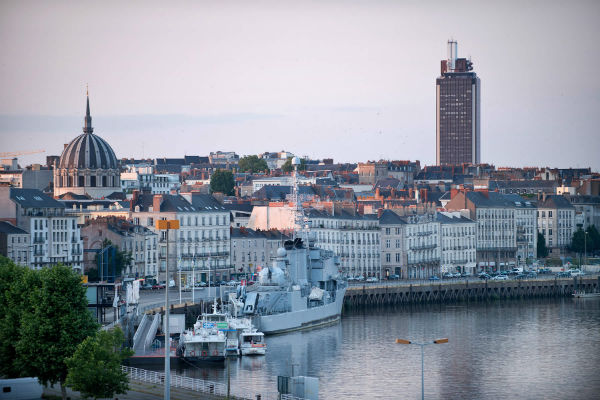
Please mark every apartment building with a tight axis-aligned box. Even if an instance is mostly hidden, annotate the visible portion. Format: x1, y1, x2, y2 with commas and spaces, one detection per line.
230, 228, 289, 280
403, 213, 441, 279
0, 221, 30, 266
446, 191, 516, 271
536, 194, 575, 255
308, 209, 381, 278
0, 187, 83, 271
378, 210, 406, 278
130, 192, 231, 284
438, 212, 477, 275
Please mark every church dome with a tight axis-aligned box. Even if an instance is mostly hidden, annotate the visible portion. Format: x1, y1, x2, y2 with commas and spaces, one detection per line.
58, 94, 118, 170
59, 132, 118, 169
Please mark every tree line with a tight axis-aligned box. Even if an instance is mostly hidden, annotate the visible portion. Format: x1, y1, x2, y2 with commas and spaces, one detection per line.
0, 257, 132, 399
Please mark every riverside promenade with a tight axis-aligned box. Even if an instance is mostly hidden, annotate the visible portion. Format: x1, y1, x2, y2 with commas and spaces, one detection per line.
344, 275, 600, 308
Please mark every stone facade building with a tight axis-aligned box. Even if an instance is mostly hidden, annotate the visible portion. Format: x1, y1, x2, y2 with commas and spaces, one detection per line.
536, 194, 575, 255
0, 187, 83, 271
308, 209, 381, 278
0, 221, 30, 266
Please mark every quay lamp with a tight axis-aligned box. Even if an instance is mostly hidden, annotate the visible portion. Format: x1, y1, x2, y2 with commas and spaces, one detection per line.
156, 219, 179, 400
395, 338, 449, 400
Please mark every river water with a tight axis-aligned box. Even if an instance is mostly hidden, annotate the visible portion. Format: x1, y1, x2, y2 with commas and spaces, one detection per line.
169, 298, 600, 399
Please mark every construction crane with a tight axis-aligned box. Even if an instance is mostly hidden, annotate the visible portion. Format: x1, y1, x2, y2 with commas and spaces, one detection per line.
0, 150, 46, 158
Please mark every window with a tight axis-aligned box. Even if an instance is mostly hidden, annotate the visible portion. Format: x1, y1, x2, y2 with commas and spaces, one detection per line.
386, 239, 391, 248
385, 253, 391, 262
396, 253, 400, 262
549, 211, 552, 218
385, 228, 391, 235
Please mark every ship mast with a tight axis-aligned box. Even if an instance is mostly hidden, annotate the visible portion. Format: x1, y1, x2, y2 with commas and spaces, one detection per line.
291, 156, 305, 240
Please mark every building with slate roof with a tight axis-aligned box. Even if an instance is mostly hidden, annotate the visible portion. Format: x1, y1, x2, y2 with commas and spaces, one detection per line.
536, 194, 575, 255
401, 212, 441, 279
445, 190, 517, 271
0, 187, 83, 271
437, 212, 477, 275
503, 194, 537, 263
307, 208, 381, 278
130, 192, 231, 283
0, 221, 30, 266
54, 93, 121, 199
230, 228, 290, 279
378, 210, 406, 278
81, 216, 158, 279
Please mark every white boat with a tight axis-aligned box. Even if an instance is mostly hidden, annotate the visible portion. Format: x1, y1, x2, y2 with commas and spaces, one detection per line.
177, 303, 226, 363
572, 291, 600, 298
240, 328, 266, 355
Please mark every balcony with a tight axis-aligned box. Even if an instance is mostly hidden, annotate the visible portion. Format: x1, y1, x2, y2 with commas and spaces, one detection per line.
409, 243, 437, 250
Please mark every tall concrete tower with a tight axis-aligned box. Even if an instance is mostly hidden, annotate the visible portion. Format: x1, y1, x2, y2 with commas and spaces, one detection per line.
436, 40, 481, 165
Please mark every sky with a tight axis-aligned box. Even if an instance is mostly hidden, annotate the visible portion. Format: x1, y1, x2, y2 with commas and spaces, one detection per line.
1, 0, 599, 171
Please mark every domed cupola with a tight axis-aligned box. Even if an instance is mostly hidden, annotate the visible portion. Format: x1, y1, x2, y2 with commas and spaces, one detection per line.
53, 90, 121, 199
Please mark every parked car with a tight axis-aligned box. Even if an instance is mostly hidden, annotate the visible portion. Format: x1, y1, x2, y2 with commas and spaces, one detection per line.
227, 280, 239, 286
429, 275, 440, 281
181, 285, 192, 292
388, 274, 400, 280
357, 275, 365, 281
479, 273, 492, 280
140, 283, 153, 290
570, 269, 584, 277
152, 283, 165, 290
491, 275, 508, 281
366, 277, 379, 283
194, 281, 207, 287
557, 271, 572, 278
538, 268, 552, 274
515, 273, 527, 280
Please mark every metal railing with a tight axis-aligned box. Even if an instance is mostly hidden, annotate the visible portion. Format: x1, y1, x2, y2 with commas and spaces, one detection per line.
122, 365, 305, 400
123, 365, 227, 396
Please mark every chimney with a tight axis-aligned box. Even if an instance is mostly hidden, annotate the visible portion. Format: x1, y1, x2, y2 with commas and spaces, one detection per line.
377, 208, 384, 219
542, 192, 547, 203
153, 194, 163, 213
132, 190, 140, 205
375, 187, 381, 199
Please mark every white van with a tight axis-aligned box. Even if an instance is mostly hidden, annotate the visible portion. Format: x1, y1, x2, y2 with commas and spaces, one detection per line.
0, 377, 43, 400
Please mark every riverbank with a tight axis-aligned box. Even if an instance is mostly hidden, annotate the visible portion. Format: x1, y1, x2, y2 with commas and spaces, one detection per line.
344, 275, 599, 308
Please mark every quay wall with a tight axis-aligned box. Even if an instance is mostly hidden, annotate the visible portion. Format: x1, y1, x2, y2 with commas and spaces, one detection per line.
343, 276, 600, 308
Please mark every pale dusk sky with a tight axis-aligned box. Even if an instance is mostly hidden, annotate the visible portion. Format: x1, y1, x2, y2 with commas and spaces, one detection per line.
1, 0, 599, 170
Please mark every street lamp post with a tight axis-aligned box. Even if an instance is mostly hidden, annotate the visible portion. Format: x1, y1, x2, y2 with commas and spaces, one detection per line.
156, 219, 180, 400
395, 338, 448, 400
584, 230, 588, 272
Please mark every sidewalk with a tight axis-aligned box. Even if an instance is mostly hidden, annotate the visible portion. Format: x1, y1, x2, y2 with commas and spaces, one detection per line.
43, 381, 246, 400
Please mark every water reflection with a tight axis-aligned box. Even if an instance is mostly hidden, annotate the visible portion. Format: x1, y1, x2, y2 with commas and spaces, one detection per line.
158, 298, 600, 399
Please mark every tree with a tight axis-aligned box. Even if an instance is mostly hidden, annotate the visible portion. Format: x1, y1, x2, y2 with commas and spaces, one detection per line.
66, 327, 133, 399
88, 239, 133, 281
587, 225, 600, 252
238, 155, 269, 173
537, 231, 549, 258
210, 169, 235, 195
570, 228, 588, 254
0, 257, 34, 377
281, 157, 306, 173
15, 265, 99, 399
